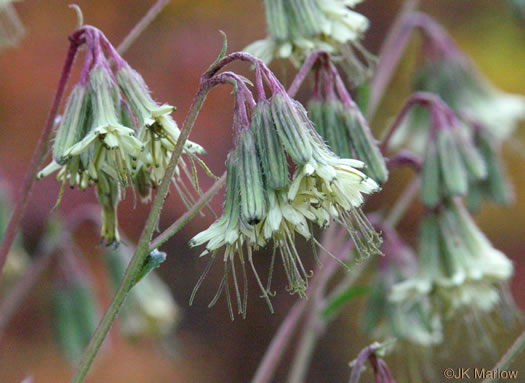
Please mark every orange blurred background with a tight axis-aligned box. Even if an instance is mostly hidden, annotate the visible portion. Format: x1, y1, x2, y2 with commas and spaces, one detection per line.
0, 0, 524, 382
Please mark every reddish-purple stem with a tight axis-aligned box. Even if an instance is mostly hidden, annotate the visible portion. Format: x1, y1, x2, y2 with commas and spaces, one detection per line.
386, 150, 422, 171
348, 344, 382, 383
0, 34, 83, 283
379, 91, 439, 154
287, 50, 328, 98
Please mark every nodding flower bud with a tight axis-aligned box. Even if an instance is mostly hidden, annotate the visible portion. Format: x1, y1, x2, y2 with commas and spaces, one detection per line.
37, 83, 93, 190
238, 128, 266, 225
53, 84, 92, 165
0, 1, 24, 52
308, 63, 387, 184
253, 100, 289, 190
467, 128, 514, 211
391, 199, 513, 317
271, 92, 313, 164
245, 0, 372, 84
436, 127, 468, 197
410, 16, 525, 143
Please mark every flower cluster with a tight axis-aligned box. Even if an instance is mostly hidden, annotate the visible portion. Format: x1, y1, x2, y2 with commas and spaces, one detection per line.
307, 58, 388, 184
244, 0, 373, 84
416, 101, 488, 208
0, 0, 24, 52
362, 224, 442, 348
37, 26, 205, 244
390, 199, 513, 318
389, 17, 525, 209
190, 63, 381, 316
390, 94, 514, 210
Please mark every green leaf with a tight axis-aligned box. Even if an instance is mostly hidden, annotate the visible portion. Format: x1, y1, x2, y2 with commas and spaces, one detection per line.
134, 249, 167, 285
206, 31, 228, 74
321, 285, 370, 320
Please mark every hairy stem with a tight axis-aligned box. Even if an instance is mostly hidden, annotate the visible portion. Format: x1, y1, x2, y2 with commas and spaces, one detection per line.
482, 329, 525, 383
287, 50, 327, 98
0, 36, 82, 283
116, 0, 171, 54
286, 237, 355, 383
71, 74, 215, 383
379, 91, 439, 154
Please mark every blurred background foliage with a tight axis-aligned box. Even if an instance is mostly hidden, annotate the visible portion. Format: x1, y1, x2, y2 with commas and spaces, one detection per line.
0, 0, 524, 382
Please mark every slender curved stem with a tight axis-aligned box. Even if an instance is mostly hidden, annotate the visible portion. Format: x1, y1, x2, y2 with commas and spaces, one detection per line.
287, 50, 327, 98
116, 0, 171, 54
251, 299, 309, 383
367, 0, 420, 120
71, 74, 216, 383
285, 238, 355, 383
481, 329, 525, 383
252, 226, 348, 383
379, 91, 438, 154
0, 36, 82, 283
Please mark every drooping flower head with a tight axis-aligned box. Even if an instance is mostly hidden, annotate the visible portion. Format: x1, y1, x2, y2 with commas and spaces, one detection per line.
388, 94, 503, 211
362, 221, 442, 348
388, 15, 524, 209
390, 199, 513, 318
245, 0, 374, 84
413, 19, 525, 142
361, 220, 442, 382
189, 58, 381, 316
37, 26, 207, 244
